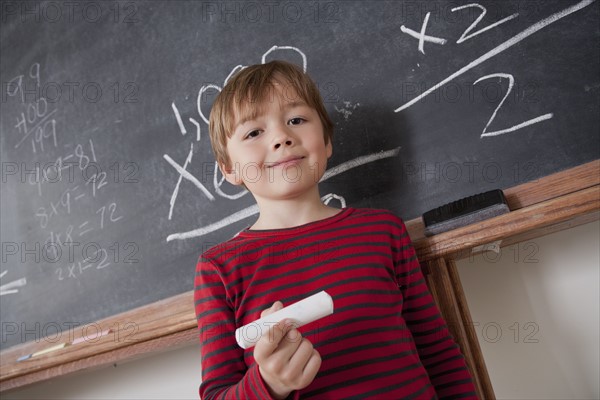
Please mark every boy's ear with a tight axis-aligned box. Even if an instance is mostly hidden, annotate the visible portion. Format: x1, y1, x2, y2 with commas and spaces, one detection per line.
219, 162, 243, 186
326, 140, 333, 159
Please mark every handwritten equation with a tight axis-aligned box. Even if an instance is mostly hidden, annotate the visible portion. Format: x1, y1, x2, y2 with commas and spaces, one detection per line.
397, 0, 596, 137
4, 63, 129, 287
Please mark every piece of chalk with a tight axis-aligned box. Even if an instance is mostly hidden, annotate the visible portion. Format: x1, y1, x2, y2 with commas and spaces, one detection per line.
235, 291, 334, 349
71, 329, 112, 345
17, 354, 32, 362
31, 342, 67, 357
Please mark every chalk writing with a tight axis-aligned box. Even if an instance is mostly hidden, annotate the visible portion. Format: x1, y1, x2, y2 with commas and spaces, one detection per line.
163, 143, 215, 204
473, 73, 553, 137
400, 12, 447, 55
395, 0, 595, 138
322, 193, 346, 208
262, 46, 307, 72
452, 4, 518, 44
0, 270, 27, 296
171, 102, 187, 136
4, 62, 128, 284
54, 241, 138, 281
396, 0, 595, 111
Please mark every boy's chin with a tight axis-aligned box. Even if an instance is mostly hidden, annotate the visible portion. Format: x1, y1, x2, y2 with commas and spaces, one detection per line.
249, 181, 317, 199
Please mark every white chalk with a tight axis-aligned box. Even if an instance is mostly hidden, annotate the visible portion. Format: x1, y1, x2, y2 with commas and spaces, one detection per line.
235, 291, 334, 349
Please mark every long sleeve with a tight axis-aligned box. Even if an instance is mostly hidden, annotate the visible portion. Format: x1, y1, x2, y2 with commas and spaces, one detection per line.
393, 217, 478, 399
194, 208, 478, 399
194, 257, 277, 400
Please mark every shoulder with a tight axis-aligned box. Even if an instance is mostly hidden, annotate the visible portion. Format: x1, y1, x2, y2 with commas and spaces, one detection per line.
196, 233, 264, 282
198, 233, 252, 264
344, 208, 411, 242
348, 207, 406, 230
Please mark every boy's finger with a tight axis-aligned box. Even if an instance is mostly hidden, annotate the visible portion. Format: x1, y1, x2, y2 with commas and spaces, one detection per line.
260, 301, 283, 318
287, 338, 315, 372
301, 350, 322, 382
254, 319, 295, 358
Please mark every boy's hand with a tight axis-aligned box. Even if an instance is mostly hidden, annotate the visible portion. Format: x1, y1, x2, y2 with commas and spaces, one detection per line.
254, 301, 322, 400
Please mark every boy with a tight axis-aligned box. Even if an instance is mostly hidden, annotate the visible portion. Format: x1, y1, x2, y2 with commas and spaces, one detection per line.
194, 60, 477, 399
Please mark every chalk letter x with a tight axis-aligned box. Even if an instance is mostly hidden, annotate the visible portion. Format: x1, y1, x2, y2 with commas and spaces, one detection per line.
401, 12, 447, 54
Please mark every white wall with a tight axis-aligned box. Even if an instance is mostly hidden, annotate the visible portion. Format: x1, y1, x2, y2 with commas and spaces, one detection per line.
456, 221, 599, 399
4, 221, 599, 400
4, 344, 202, 399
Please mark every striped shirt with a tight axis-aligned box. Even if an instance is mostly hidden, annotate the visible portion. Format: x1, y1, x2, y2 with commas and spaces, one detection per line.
194, 208, 477, 399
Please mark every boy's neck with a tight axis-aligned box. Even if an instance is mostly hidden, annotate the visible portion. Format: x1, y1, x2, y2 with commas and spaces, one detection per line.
250, 191, 340, 230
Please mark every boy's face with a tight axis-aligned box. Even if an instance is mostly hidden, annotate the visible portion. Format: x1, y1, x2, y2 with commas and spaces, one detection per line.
221, 84, 332, 202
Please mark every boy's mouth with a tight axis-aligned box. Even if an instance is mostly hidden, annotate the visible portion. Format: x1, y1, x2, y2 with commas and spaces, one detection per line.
266, 155, 305, 168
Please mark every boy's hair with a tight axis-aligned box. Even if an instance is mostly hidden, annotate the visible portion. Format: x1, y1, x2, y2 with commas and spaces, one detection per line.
209, 60, 334, 169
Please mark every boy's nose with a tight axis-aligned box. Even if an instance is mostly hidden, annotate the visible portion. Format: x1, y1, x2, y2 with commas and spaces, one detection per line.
273, 139, 293, 150
272, 128, 295, 150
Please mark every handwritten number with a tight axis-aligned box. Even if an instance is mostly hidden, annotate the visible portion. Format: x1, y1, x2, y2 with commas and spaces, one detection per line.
473, 73, 553, 138
87, 171, 107, 197
451, 3, 519, 44
96, 203, 123, 229
96, 249, 110, 269
108, 203, 123, 223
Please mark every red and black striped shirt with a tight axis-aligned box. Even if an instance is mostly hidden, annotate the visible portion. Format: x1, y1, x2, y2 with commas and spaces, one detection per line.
194, 207, 477, 399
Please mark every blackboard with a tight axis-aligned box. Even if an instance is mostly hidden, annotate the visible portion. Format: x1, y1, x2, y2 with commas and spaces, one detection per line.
1, 0, 598, 350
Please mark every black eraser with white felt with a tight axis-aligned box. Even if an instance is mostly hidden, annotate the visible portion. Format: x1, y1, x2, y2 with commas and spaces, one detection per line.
422, 189, 510, 237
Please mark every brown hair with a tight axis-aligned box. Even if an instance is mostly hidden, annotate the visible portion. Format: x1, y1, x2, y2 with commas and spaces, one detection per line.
208, 60, 334, 168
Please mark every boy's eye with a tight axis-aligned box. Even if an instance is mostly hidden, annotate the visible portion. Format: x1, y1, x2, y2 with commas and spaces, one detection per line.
244, 130, 261, 139
288, 117, 305, 125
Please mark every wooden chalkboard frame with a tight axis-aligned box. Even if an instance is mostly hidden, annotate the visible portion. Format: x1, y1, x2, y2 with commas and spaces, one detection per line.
1, 160, 599, 396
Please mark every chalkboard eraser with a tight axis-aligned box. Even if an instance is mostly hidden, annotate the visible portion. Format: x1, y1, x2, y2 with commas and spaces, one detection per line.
422, 189, 510, 237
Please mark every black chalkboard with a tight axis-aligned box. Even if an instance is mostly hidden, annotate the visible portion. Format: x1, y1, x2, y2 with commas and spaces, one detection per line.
1, 0, 598, 349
